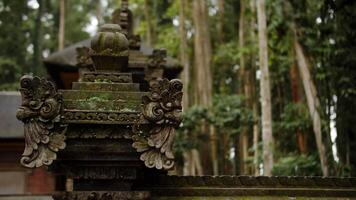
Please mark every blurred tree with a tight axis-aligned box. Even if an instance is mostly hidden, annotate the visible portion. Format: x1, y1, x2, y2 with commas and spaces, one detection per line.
32, 0, 45, 74
143, 0, 154, 46
58, 0, 65, 50
0, 0, 355, 177
193, 0, 217, 175
257, 0, 273, 175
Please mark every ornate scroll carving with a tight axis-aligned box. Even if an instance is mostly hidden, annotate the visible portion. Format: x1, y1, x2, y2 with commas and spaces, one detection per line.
132, 79, 183, 170
16, 75, 66, 168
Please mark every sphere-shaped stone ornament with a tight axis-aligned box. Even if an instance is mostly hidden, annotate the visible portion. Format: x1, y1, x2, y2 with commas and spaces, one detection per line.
90, 24, 129, 71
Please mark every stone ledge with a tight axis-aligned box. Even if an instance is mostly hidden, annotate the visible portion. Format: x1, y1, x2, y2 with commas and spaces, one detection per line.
140, 176, 356, 197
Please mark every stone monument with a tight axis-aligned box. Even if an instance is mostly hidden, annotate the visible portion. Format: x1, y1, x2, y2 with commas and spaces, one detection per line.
16, 1, 356, 199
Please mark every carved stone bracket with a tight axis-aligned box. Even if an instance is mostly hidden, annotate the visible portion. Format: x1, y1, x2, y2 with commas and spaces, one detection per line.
132, 79, 183, 170
16, 75, 66, 168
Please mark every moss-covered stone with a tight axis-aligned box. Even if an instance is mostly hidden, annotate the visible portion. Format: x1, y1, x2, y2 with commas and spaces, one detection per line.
60, 90, 147, 101
63, 98, 141, 111
72, 82, 140, 91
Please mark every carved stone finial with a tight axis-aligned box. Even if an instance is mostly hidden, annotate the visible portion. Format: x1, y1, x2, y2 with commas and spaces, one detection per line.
90, 24, 129, 71
145, 49, 167, 86
112, 0, 133, 36
132, 79, 183, 170
16, 75, 66, 168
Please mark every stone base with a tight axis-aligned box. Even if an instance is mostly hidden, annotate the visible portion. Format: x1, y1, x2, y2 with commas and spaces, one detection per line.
52, 191, 150, 200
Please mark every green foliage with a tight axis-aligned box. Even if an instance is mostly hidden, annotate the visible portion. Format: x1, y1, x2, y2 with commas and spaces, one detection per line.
155, 25, 180, 58
212, 42, 240, 93
274, 103, 313, 153
272, 153, 321, 176
0, 0, 355, 176
211, 94, 251, 135
278, 103, 312, 134
0, 58, 20, 90
175, 106, 209, 153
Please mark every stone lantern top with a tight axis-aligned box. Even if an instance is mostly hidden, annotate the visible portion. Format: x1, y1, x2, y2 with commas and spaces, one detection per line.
90, 24, 129, 71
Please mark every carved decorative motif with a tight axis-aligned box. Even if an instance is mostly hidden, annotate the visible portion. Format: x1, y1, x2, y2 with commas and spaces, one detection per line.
66, 125, 132, 139
16, 75, 66, 168
53, 191, 150, 200
112, 0, 133, 37
147, 49, 167, 68
76, 47, 95, 71
62, 110, 141, 124
132, 79, 183, 170
129, 35, 141, 50
69, 167, 137, 180
82, 72, 131, 83
145, 49, 167, 86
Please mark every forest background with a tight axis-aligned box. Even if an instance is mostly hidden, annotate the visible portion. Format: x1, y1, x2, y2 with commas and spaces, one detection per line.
0, 0, 355, 177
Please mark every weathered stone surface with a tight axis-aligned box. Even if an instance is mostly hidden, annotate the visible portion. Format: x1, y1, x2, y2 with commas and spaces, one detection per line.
72, 82, 140, 91
61, 90, 146, 101
65, 124, 132, 139
53, 191, 150, 200
132, 79, 183, 170
16, 75, 67, 168
81, 72, 132, 83
90, 24, 129, 71
141, 176, 356, 198
63, 99, 141, 111
61, 110, 142, 124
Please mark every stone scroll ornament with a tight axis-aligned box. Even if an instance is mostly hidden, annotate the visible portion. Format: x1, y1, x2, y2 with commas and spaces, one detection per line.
16, 75, 66, 168
132, 79, 183, 170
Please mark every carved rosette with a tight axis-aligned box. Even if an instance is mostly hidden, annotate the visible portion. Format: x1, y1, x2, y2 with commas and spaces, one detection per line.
132, 79, 183, 170
16, 75, 66, 168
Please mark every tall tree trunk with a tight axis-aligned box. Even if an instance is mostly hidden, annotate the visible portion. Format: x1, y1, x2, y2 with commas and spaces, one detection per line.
193, 0, 217, 175
256, 0, 273, 176
249, 0, 260, 176
217, 0, 225, 42
183, 149, 203, 176
179, 0, 203, 176
290, 62, 308, 154
144, 0, 154, 47
192, 149, 203, 175
32, 0, 45, 74
238, 0, 247, 175
179, 0, 190, 110
58, 0, 65, 51
252, 88, 260, 175
294, 35, 331, 176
